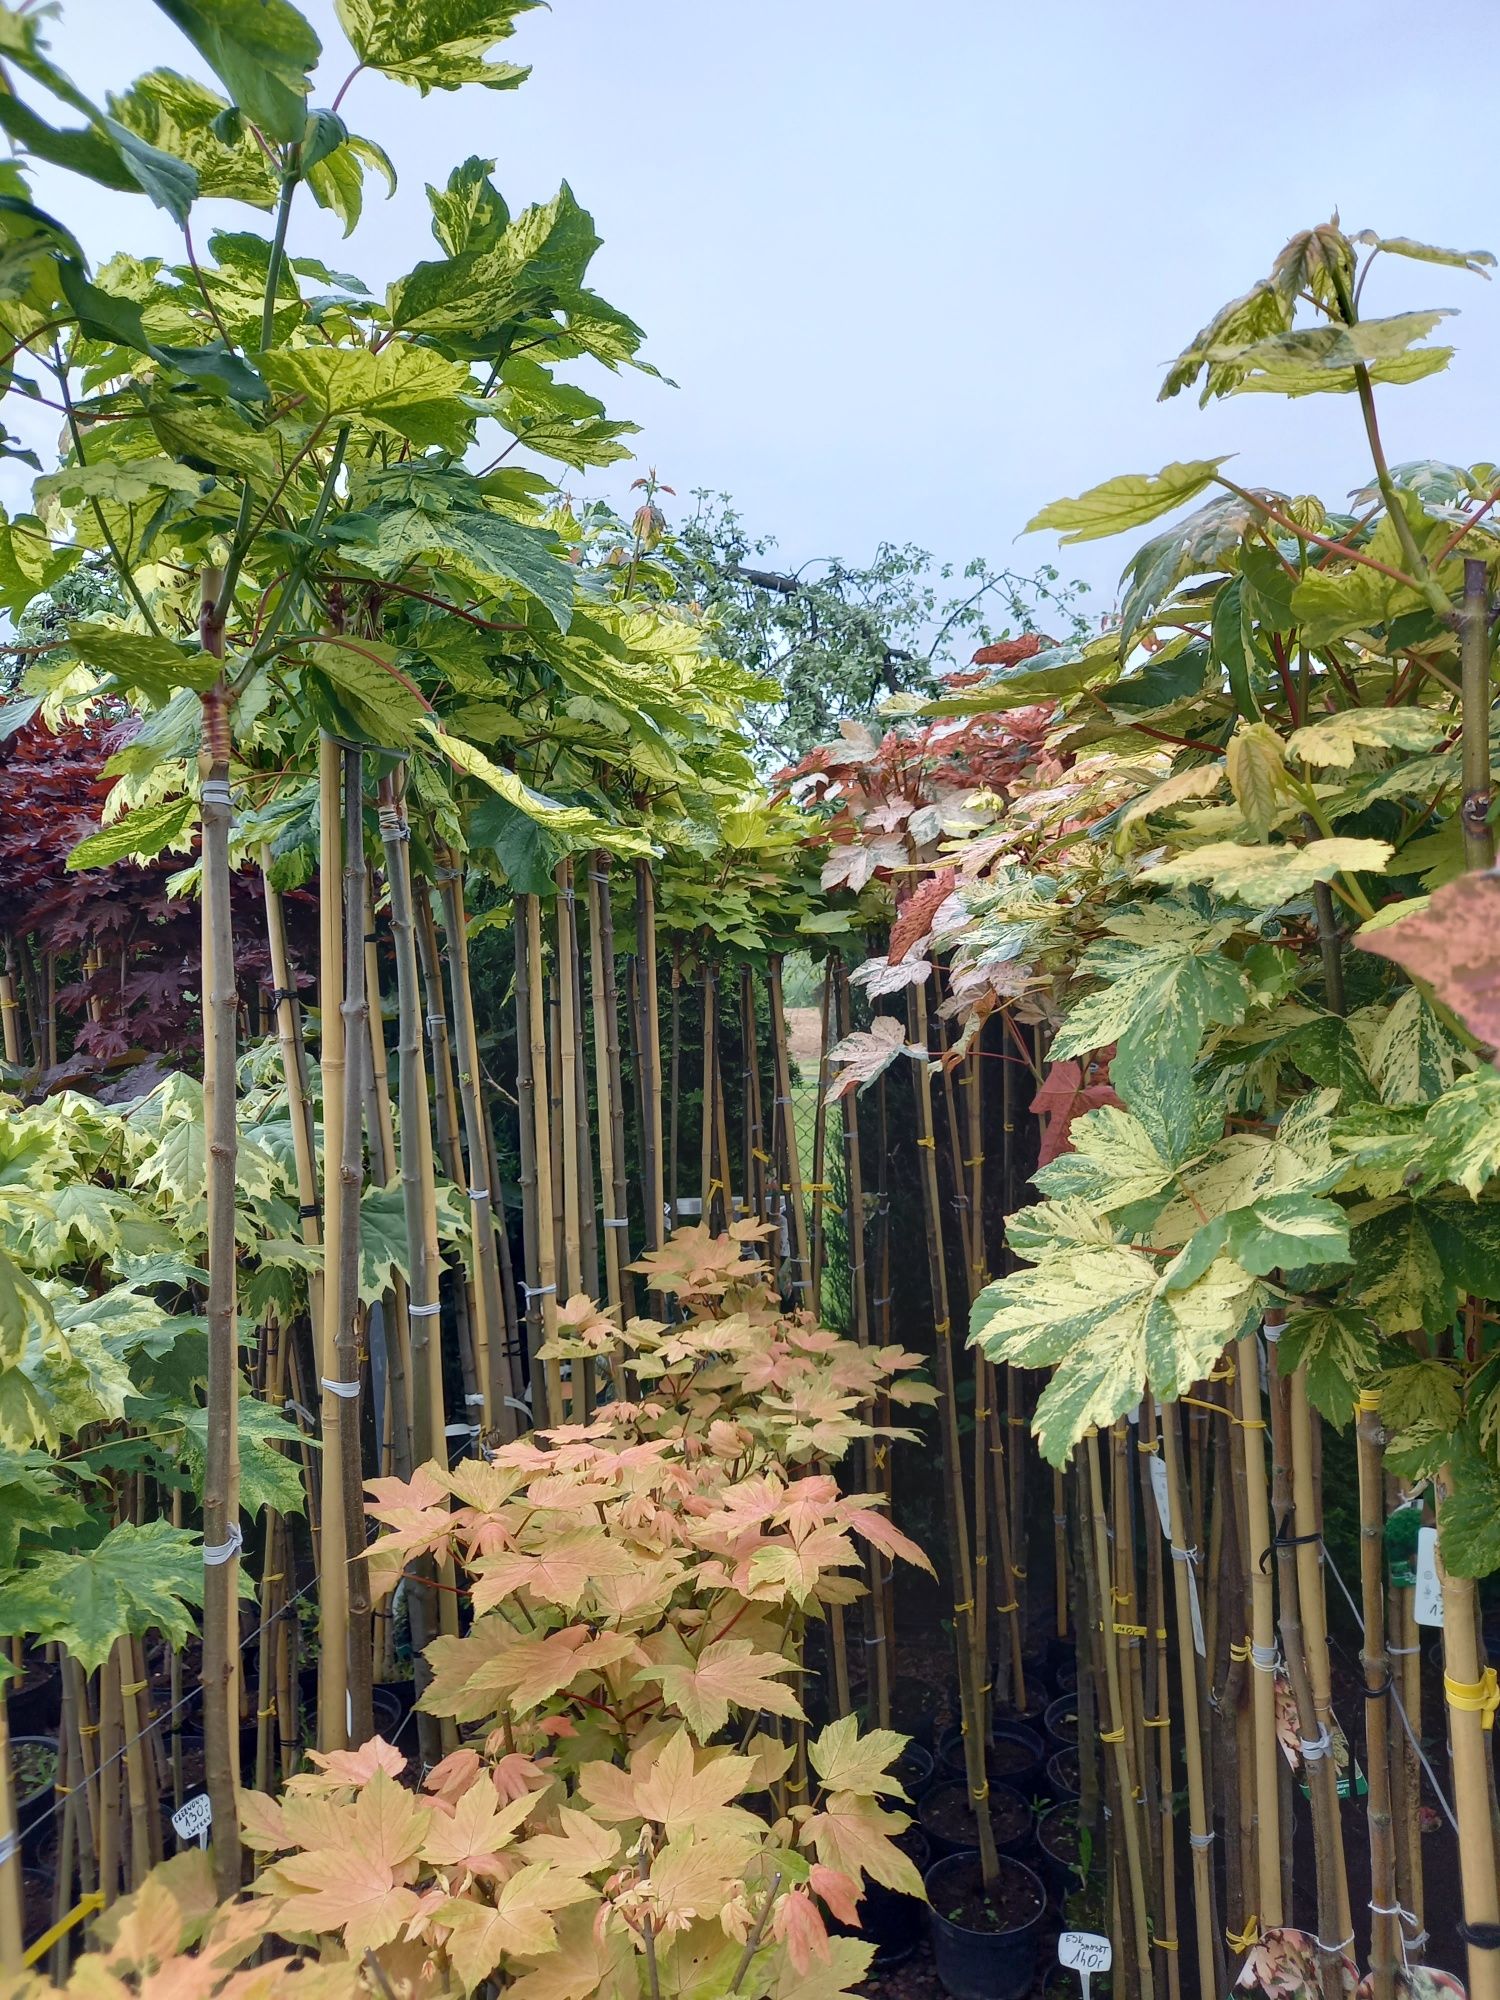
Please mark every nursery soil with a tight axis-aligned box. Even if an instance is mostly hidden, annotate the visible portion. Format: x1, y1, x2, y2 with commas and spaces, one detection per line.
923, 1783, 1029, 1850
939, 1861, 1044, 1936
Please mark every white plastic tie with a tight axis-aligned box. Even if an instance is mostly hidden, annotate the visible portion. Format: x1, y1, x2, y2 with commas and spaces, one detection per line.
520, 1281, 556, 1300
1316, 1933, 1354, 1957
504, 1396, 531, 1416
1170, 1543, 1200, 1565
321, 1376, 360, 1400
467, 1187, 490, 1202
464, 1393, 485, 1407
1189, 1830, 1215, 1850
0, 1833, 17, 1866
408, 1301, 441, 1318
204, 1524, 243, 1567
443, 1423, 481, 1438
200, 778, 231, 807
602, 1217, 629, 1228
283, 1397, 315, 1427
1300, 1724, 1332, 1763
1251, 1643, 1280, 1672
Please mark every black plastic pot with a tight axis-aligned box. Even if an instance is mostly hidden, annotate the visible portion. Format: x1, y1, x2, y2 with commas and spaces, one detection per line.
918, 1779, 1035, 1861
14, 1735, 57, 1859
371, 1683, 409, 1741
891, 1675, 944, 1750
1045, 1747, 1080, 1800
1043, 1693, 1079, 1752
893, 1741, 936, 1803
1036, 1799, 1096, 1903
4, 1662, 60, 1738
1045, 1636, 1077, 1692
939, 1718, 1045, 1795
833, 1828, 930, 1970
925, 1851, 1046, 2000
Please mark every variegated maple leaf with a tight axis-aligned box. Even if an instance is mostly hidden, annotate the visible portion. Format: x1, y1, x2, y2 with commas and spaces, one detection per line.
635, 1634, 804, 1735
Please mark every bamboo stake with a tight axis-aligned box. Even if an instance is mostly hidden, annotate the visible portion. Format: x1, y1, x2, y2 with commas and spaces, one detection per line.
907, 980, 999, 1886
1237, 1322, 1282, 1929
336, 746, 374, 1748
743, 967, 768, 1225
0, 1672, 22, 1967
556, 863, 584, 1318
1290, 1371, 1352, 1944
0, 965, 19, 1066
1138, 1403, 1180, 2000
586, 861, 628, 1384
1354, 1391, 1399, 2000
807, 963, 832, 1308
364, 877, 414, 1488
593, 860, 635, 1323
515, 910, 544, 1412
1160, 1401, 1223, 2000
379, 781, 450, 1754
835, 962, 890, 1727
437, 854, 508, 1433
415, 894, 481, 1415
197, 595, 241, 1888
768, 956, 809, 1305
315, 734, 350, 1755
1083, 1429, 1155, 1997
667, 947, 682, 1233
525, 895, 563, 1423
1436, 1460, 1500, 2000
1267, 1361, 1346, 2000
634, 863, 665, 1254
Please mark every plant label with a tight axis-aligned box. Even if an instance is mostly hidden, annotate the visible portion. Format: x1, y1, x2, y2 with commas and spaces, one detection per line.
1147, 1458, 1206, 1655
1148, 1457, 1172, 1539
1059, 1930, 1111, 1996
1413, 1525, 1445, 1627
172, 1793, 212, 1848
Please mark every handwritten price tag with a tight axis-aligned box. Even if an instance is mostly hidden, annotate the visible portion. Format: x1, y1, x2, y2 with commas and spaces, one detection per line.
171, 1794, 212, 1848
1059, 1932, 1112, 1994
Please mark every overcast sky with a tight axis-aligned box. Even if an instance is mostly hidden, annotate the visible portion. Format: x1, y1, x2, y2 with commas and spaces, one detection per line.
21, 0, 1500, 626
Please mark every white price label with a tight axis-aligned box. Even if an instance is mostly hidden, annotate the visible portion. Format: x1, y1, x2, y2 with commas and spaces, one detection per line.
1059, 1931, 1112, 1973
171, 1793, 212, 1847
1413, 1524, 1445, 1627
1148, 1457, 1172, 1539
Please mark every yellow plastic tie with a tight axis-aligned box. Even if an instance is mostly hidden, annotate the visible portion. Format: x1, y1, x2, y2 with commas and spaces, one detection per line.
1226, 1916, 1261, 1954
784, 1775, 807, 1794
1137, 1438, 1160, 1453
258, 1703, 277, 1719
975, 1407, 991, 1421
1145, 1715, 1170, 1728
23, 1892, 104, 1967
1229, 1639, 1252, 1663
1156, 1937, 1180, 1953
1113, 1621, 1147, 1638
994, 1600, 1019, 1614
953, 1599, 975, 1617
119, 1680, 147, 1698
970, 1782, 990, 1802
1111, 1587, 1130, 1606
963, 1155, 985, 1168
1007, 1415, 1027, 1427
78, 1724, 100, 1739
752, 1147, 772, 1165
263, 1572, 284, 1585
1356, 1389, 1382, 1413
1444, 1667, 1500, 1728
1011, 1566, 1027, 1580
916, 1135, 936, 1149
1099, 1726, 1126, 1744
934, 1318, 952, 1337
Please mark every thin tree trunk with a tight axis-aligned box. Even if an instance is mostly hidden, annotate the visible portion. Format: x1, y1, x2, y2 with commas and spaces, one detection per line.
197, 578, 241, 1893
335, 746, 373, 1748
315, 733, 350, 1754
1238, 1321, 1283, 1928
525, 895, 563, 1422
908, 979, 998, 1887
